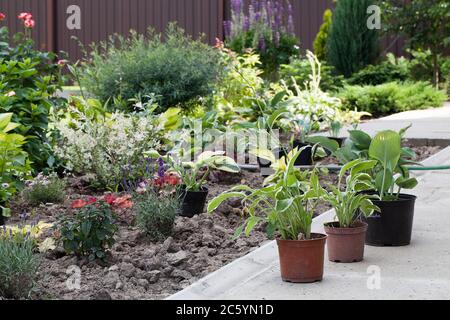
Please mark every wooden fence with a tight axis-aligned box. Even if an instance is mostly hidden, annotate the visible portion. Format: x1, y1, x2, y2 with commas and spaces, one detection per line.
0, 0, 405, 62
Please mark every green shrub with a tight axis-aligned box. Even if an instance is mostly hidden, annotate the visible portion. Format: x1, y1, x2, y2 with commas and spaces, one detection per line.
348, 54, 410, 86
79, 23, 221, 113
327, 0, 379, 77
23, 173, 66, 206
313, 9, 333, 61
0, 113, 32, 219
339, 82, 447, 116
0, 25, 67, 171
280, 56, 345, 92
0, 234, 40, 299
135, 191, 180, 242
57, 201, 118, 261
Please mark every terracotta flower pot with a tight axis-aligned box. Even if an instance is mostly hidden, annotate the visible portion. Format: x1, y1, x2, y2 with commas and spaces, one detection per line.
276, 233, 327, 283
324, 221, 368, 263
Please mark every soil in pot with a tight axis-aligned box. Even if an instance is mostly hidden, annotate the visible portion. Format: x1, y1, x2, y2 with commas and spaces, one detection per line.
276, 233, 327, 283
361, 194, 416, 247
324, 221, 368, 263
180, 187, 209, 218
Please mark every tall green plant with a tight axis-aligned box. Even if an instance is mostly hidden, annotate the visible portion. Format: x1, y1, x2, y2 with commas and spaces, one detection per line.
323, 159, 379, 228
335, 127, 419, 200
208, 147, 327, 240
327, 0, 379, 77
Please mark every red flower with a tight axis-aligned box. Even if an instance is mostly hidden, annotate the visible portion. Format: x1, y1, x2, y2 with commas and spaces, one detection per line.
18, 12, 32, 21
113, 195, 134, 209
24, 18, 35, 29
57, 59, 67, 66
0, 13, 6, 22
153, 172, 181, 187
104, 194, 118, 206
71, 197, 98, 209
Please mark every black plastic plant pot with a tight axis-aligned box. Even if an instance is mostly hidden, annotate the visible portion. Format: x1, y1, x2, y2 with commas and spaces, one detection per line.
180, 187, 209, 218
292, 141, 313, 166
0, 215, 6, 226
361, 194, 417, 247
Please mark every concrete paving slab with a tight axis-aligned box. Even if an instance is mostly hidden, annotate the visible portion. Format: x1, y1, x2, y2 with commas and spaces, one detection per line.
169, 145, 450, 300
346, 102, 450, 140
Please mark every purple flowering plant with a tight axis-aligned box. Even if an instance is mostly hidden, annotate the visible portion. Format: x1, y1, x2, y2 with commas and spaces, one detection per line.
224, 0, 300, 78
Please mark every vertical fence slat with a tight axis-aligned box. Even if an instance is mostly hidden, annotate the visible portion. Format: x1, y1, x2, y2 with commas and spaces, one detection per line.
0, 0, 406, 63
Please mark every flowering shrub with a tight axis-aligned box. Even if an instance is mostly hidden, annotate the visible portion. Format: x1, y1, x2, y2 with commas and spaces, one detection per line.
224, 0, 300, 77
54, 102, 164, 190
57, 201, 118, 261
0, 12, 67, 171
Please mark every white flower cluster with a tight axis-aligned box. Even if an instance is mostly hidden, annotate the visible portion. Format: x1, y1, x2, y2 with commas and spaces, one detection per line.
55, 111, 163, 189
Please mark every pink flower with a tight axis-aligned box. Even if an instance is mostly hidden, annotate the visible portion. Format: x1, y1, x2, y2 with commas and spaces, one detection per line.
57, 59, 67, 66
0, 13, 6, 22
24, 18, 35, 29
5, 91, 16, 97
18, 12, 32, 21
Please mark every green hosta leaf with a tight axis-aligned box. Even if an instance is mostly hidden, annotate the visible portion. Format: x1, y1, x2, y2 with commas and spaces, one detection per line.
276, 198, 294, 213
369, 130, 401, 171
306, 136, 339, 153
375, 170, 394, 192
349, 130, 372, 150
232, 223, 245, 240
208, 192, 245, 213
396, 177, 418, 190
360, 199, 379, 217
245, 216, 262, 237
249, 148, 276, 164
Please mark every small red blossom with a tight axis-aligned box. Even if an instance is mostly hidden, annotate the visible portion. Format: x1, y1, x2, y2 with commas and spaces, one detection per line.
71, 197, 98, 209
104, 193, 118, 206
153, 172, 182, 188
57, 59, 68, 66
0, 13, 6, 22
18, 12, 32, 21
24, 18, 35, 28
113, 195, 134, 209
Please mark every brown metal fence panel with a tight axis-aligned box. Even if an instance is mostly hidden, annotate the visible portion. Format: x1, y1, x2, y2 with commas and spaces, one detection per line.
54, 0, 224, 62
1, 0, 405, 63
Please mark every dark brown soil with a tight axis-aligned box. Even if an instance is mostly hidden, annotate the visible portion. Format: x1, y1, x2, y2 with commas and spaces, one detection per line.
5, 144, 442, 300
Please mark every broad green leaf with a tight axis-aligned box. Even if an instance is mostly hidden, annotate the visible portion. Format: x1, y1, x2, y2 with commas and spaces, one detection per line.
349, 130, 372, 150
207, 192, 245, 213
369, 130, 401, 171
396, 177, 418, 190
306, 136, 339, 153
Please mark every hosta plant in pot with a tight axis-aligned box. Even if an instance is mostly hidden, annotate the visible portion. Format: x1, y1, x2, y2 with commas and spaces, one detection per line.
323, 159, 380, 263
208, 147, 328, 283
150, 151, 240, 218
336, 127, 419, 246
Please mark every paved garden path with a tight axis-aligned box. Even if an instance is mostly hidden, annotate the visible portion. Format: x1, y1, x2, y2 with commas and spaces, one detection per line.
349, 102, 450, 140
169, 104, 450, 300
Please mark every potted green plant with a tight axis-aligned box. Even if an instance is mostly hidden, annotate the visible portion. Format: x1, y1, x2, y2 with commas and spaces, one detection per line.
150, 150, 240, 218
335, 127, 419, 246
323, 159, 380, 262
208, 147, 328, 283
0, 113, 32, 225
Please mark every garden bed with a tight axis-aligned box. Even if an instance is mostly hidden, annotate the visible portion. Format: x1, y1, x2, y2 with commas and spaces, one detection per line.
4, 144, 438, 300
